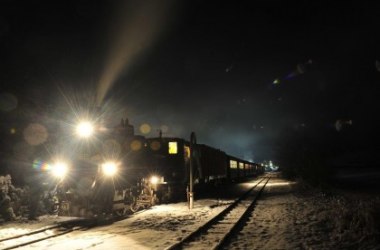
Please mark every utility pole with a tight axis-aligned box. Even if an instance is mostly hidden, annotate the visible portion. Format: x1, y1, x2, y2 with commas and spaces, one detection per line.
189, 132, 196, 210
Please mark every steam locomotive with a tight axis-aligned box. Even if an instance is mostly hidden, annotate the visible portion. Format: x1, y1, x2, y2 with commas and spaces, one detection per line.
50, 119, 264, 217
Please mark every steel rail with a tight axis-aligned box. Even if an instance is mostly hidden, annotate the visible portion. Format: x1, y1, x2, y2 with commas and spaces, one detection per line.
0, 218, 94, 250
214, 177, 270, 249
0, 218, 88, 243
165, 177, 269, 250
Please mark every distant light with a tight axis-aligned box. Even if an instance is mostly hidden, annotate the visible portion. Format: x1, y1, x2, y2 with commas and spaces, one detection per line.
76, 121, 94, 138
273, 79, 280, 85
51, 161, 68, 179
102, 161, 118, 177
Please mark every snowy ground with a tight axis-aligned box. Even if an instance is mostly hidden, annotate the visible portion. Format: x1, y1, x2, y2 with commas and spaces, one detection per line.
1, 173, 379, 249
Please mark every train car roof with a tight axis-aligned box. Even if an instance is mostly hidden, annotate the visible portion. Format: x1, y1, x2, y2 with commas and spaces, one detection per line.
147, 137, 188, 142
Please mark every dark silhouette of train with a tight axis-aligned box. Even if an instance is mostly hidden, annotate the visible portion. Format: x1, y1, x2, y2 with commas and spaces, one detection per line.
55, 119, 264, 217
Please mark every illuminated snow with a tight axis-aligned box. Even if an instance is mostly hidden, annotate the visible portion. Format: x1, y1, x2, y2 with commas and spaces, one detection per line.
1, 175, 377, 249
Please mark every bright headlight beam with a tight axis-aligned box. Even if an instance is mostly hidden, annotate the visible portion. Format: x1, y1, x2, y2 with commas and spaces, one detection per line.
52, 162, 68, 179
76, 121, 94, 138
150, 176, 159, 185
102, 162, 118, 177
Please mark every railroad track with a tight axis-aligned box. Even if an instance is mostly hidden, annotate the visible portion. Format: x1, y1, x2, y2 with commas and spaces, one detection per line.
166, 177, 271, 250
0, 218, 95, 250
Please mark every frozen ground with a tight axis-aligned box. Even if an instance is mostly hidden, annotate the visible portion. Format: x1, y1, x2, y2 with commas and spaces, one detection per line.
1, 173, 379, 249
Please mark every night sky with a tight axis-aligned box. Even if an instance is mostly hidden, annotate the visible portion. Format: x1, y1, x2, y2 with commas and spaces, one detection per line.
0, 0, 379, 164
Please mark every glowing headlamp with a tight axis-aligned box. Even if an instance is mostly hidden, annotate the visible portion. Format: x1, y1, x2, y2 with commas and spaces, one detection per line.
76, 121, 94, 138
149, 175, 164, 185
101, 161, 118, 177
150, 176, 159, 185
51, 161, 68, 179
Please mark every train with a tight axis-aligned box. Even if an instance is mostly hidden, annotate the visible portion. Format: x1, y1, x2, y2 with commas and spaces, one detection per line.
51, 118, 265, 217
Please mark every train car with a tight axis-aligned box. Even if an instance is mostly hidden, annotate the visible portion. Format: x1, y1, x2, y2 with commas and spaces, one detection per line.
51, 118, 264, 217
143, 138, 228, 196
226, 155, 260, 181
197, 144, 228, 183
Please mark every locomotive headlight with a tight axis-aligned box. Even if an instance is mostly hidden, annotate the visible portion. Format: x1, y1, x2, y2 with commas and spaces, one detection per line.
149, 175, 164, 185
150, 176, 159, 185
51, 161, 68, 179
76, 121, 94, 138
101, 161, 118, 177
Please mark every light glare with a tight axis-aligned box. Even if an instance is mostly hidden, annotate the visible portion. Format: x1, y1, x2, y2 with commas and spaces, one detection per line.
150, 176, 159, 185
102, 162, 118, 176
52, 162, 68, 179
76, 121, 94, 138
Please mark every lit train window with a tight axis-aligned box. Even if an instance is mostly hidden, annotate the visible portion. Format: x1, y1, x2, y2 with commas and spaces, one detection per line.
230, 160, 237, 169
184, 146, 190, 159
239, 162, 244, 169
168, 142, 178, 154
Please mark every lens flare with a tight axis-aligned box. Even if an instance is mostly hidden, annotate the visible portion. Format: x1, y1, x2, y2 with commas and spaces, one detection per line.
131, 140, 142, 151
140, 123, 151, 134
160, 125, 169, 133
23, 123, 48, 145
150, 141, 161, 151
33, 159, 51, 172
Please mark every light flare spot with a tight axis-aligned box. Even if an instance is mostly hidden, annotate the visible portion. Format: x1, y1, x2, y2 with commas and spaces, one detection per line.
160, 125, 169, 133
150, 141, 161, 151
24, 123, 48, 145
32, 159, 51, 172
131, 140, 142, 151
140, 123, 151, 134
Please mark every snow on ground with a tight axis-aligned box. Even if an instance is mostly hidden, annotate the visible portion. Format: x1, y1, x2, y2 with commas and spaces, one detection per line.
1, 174, 379, 249
227, 178, 327, 249
227, 175, 380, 250
0, 215, 79, 239
0, 197, 237, 249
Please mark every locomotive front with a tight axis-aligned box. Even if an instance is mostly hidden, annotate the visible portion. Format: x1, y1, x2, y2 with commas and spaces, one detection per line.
51, 117, 164, 217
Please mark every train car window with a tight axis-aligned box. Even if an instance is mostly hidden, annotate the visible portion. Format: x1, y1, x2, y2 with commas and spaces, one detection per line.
230, 160, 238, 169
239, 162, 244, 169
168, 142, 178, 154
184, 146, 190, 159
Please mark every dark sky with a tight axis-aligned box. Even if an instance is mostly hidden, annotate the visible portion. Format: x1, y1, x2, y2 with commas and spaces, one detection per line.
0, 0, 379, 162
